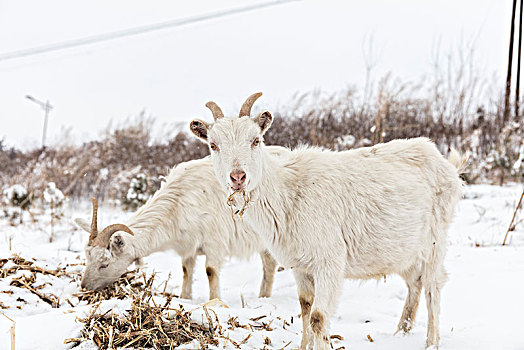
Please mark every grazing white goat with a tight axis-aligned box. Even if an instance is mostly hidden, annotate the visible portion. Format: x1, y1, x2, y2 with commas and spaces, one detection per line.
75, 151, 286, 300
189, 93, 466, 349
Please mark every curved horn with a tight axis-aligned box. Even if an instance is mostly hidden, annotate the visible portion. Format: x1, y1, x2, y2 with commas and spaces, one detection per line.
89, 197, 98, 245
92, 224, 134, 248
239, 92, 263, 117
205, 101, 224, 121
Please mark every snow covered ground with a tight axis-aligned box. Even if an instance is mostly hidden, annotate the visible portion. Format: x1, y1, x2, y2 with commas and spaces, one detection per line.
0, 184, 523, 349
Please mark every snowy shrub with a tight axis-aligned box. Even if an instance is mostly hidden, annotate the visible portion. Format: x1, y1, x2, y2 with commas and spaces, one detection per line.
486, 121, 524, 184
3, 184, 32, 210
2, 184, 33, 225
43, 182, 65, 221
511, 143, 524, 180
43, 182, 65, 208
43, 182, 66, 242
334, 135, 356, 151
122, 173, 150, 210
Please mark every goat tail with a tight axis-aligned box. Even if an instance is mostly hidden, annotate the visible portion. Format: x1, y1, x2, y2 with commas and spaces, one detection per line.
447, 148, 469, 175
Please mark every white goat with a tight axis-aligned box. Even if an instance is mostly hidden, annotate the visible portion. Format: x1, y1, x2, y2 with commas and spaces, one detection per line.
189, 93, 466, 349
75, 150, 286, 300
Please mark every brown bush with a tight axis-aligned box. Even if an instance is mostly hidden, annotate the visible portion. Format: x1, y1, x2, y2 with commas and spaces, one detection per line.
1, 82, 522, 204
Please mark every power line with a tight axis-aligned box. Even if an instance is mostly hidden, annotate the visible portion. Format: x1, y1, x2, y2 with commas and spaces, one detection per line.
0, 0, 299, 62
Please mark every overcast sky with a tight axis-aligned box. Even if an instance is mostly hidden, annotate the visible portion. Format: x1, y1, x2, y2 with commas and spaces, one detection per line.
0, 0, 511, 149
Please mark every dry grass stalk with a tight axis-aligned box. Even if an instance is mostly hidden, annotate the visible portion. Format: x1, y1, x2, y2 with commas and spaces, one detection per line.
280, 340, 292, 349
503, 189, 524, 245
240, 293, 246, 308
0, 311, 15, 350
227, 189, 251, 219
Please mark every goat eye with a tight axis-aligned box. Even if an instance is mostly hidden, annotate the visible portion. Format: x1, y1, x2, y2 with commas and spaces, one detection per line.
210, 143, 218, 151
252, 138, 260, 147
99, 264, 108, 270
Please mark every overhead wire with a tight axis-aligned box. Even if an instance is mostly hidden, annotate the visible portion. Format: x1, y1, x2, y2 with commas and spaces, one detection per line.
0, 0, 298, 62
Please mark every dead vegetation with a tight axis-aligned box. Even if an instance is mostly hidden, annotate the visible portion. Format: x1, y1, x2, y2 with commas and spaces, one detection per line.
1, 86, 523, 209
1, 254, 300, 348
1, 67, 522, 206
0, 254, 72, 308
66, 272, 296, 349
71, 270, 175, 304
66, 274, 218, 349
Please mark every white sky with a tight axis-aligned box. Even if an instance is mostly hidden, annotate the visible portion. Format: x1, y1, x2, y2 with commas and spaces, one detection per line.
0, 0, 512, 149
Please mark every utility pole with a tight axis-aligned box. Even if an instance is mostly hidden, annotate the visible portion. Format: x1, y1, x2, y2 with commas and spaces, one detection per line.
26, 95, 53, 148
515, 0, 523, 118
504, 0, 518, 124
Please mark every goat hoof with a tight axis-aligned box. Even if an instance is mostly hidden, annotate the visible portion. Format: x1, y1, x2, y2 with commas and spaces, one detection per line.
396, 319, 414, 334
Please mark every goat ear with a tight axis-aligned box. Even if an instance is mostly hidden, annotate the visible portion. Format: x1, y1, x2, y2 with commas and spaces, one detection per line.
254, 110, 273, 134
189, 119, 210, 142
110, 234, 126, 254
74, 218, 91, 233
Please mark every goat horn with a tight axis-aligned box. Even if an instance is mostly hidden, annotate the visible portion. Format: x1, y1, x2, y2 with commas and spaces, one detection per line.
239, 92, 263, 117
205, 101, 224, 121
92, 224, 134, 248
89, 197, 98, 245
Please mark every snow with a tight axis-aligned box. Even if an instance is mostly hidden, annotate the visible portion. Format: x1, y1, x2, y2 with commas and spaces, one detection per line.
43, 182, 65, 205
513, 143, 524, 172
0, 184, 523, 349
334, 135, 356, 151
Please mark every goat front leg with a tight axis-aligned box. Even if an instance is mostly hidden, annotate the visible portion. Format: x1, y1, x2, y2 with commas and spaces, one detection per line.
293, 270, 315, 350
259, 250, 277, 298
180, 256, 196, 299
310, 266, 344, 350
205, 256, 222, 300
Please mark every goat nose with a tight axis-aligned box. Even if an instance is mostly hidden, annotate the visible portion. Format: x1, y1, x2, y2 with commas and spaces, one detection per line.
230, 169, 246, 187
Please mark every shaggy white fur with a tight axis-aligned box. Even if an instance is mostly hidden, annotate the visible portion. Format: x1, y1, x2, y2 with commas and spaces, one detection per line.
190, 100, 466, 350
75, 146, 287, 300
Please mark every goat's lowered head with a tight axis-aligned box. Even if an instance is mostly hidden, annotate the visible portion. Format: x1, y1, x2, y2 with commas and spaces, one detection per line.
189, 92, 273, 194
75, 198, 136, 291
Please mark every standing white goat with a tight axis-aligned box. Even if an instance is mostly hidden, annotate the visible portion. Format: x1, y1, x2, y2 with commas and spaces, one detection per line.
75, 151, 285, 300
189, 93, 466, 349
